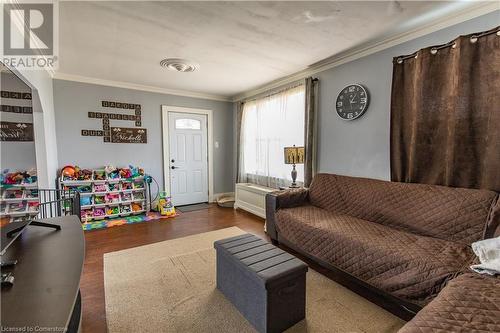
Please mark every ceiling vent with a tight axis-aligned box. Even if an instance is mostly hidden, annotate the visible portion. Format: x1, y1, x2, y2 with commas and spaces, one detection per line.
160, 58, 199, 72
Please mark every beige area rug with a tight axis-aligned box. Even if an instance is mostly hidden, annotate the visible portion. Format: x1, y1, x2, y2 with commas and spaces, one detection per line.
104, 227, 405, 333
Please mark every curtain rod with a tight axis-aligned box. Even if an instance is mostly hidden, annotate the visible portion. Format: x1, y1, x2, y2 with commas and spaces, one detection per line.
241, 78, 317, 104
396, 27, 500, 64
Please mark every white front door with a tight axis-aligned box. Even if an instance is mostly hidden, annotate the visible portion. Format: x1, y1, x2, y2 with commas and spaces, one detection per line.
168, 112, 209, 206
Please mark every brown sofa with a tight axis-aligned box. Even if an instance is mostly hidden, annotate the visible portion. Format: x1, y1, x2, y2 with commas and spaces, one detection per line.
266, 173, 500, 329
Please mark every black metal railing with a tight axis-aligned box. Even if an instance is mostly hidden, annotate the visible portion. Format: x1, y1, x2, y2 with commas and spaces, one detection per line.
37, 189, 81, 220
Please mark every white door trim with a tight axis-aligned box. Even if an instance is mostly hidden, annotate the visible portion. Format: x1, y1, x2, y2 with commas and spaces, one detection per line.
161, 105, 214, 202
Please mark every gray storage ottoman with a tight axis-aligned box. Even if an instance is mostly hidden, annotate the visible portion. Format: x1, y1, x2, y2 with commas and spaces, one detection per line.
214, 233, 308, 333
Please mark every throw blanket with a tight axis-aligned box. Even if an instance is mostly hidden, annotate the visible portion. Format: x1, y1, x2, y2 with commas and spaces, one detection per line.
470, 237, 500, 275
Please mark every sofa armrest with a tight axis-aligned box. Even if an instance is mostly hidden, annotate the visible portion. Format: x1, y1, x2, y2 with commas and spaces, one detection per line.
265, 189, 309, 242
484, 196, 500, 239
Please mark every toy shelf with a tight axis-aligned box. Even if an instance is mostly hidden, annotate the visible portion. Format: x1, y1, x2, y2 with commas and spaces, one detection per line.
58, 166, 148, 223
0, 182, 39, 223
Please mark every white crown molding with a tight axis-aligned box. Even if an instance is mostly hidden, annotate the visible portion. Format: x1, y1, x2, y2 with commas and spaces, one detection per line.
231, 2, 499, 102
52, 72, 232, 102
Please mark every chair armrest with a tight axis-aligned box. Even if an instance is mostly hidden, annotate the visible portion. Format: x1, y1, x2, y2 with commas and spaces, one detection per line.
265, 189, 309, 241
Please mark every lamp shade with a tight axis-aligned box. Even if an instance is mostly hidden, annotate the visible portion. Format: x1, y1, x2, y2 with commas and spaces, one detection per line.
284, 146, 305, 164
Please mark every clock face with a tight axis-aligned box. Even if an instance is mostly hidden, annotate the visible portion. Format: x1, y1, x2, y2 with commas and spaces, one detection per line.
335, 84, 369, 120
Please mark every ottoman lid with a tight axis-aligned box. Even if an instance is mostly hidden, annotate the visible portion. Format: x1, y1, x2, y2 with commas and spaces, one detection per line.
214, 233, 308, 287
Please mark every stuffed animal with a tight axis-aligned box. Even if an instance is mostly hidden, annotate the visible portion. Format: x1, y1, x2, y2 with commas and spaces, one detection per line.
129, 165, 145, 178
119, 168, 132, 179
120, 205, 131, 213
131, 203, 142, 212
28, 202, 39, 212
81, 209, 93, 220
107, 183, 119, 191
106, 206, 119, 215
94, 195, 105, 205
80, 196, 92, 206
121, 192, 132, 201
94, 170, 106, 181
94, 184, 106, 192
105, 165, 120, 179
93, 207, 105, 217
106, 193, 119, 203
76, 167, 92, 181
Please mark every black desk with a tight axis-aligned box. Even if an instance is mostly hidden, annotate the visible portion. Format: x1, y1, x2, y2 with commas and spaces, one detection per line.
1, 216, 84, 332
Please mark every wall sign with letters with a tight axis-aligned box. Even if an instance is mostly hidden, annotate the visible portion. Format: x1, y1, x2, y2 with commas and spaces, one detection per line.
0, 105, 32, 114
0, 121, 34, 141
81, 101, 147, 143
0, 91, 32, 100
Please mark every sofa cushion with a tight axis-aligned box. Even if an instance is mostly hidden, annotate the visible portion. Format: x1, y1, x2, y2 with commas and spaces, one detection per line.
275, 205, 475, 305
399, 273, 500, 332
308, 173, 498, 245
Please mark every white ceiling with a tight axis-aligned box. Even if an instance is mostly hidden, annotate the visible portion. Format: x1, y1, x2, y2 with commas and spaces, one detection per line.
57, 1, 493, 100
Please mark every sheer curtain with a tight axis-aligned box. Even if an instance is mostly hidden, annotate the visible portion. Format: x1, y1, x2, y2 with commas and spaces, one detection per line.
239, 85, 305, 188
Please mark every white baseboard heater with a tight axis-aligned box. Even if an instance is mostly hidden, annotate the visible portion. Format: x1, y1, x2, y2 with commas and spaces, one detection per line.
234, 183, 276, 218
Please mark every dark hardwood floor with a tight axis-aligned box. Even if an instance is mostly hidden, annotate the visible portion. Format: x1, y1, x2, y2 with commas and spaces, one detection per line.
81, 205, 267, 333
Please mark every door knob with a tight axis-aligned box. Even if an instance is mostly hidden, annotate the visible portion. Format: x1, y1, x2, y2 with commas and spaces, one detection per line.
171, 166, 177, 169
171, 159, 175, 163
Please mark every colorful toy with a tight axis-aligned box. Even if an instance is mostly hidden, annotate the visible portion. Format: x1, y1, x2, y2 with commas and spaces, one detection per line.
9, 202, 26, 212
25, 189, 39, 198
157, 192, 176, 216
131, 202, 143, 212
94, 170, 106, 181
120, 205, 131, 214
80, 196, 92, 206
133, 191, 144, 200
132, 181, 143, 189
75, 167, 92, 181
94, 183, 106, 192
119, 168, 132, 179
106, 193, 120, 203
28, 202, 39, 212
81, 208, 93, 220
105, 165, 120, 179
129, 165, 145, 178
5, 190, 23, 199
61, 165, 76, 180
106, 206, 119, 216
107, 182, 119, 192
121, 192, 132, 202
121, 181, 132, 190
94, 195, 105, 205
93, 207, 105, 217
1, 169, 37, 185
76, 185, 92, 193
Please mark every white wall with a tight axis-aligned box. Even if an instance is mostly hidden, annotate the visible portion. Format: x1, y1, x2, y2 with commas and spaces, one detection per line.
0, 72, 36, 171
11, 68, 58, 188
52, 79, 234, 194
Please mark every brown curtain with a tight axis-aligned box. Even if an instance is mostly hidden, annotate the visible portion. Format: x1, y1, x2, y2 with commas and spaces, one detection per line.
235, 101, 245, 183
304, 77, 319, 187
391, 26, 500, 192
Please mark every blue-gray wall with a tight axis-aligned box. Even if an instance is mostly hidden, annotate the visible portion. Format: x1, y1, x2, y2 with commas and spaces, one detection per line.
314, 11, 499, 180
53, 80, 234, 193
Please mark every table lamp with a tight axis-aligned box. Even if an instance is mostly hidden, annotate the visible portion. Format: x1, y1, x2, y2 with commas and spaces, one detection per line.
284, 145, 305, 188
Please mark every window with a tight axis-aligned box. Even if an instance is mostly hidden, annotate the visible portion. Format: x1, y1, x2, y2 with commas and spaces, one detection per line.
240, 85, 305, 188
175, 118, 201, 130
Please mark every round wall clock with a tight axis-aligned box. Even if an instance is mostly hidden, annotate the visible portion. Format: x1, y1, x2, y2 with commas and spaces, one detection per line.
335, 84, 369, 120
